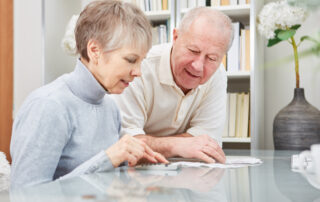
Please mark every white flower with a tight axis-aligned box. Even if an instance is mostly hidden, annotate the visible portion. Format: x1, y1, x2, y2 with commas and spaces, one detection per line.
0, 152, 10, 191
61, 15, 79, 55
258, 0, 308, 39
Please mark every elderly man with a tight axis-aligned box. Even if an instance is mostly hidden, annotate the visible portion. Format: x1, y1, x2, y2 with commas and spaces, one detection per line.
112, 7, 233, 163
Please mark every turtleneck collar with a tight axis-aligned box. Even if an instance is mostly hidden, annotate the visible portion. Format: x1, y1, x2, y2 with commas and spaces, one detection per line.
65, 59, 107, 105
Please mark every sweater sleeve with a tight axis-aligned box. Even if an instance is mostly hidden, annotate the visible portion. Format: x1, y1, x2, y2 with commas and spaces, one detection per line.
10, 98, 114, 188
10, 99, 71, 188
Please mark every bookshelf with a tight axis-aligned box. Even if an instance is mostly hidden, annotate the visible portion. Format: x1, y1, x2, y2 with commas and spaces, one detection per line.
129, 0, 175, 45
177, 1, 265, 149
144, 10, 170, 21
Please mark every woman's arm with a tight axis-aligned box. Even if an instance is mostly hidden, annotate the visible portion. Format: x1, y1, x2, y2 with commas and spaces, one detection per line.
10, 99, 71, 188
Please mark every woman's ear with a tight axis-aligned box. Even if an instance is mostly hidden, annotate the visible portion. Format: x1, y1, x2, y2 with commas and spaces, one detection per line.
87, 39, 101, 65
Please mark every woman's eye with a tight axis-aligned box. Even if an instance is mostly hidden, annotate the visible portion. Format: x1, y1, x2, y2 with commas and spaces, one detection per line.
125, 58, 136, 64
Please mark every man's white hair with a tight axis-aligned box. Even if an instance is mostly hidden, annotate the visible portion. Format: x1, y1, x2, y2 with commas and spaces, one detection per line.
179, 7, 234, 51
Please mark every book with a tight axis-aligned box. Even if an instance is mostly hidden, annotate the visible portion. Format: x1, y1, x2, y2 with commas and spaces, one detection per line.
240, 29, 246, 71
162, 0, 168, 10
245, 28, 251, 71
235, 93, 244, 137
222, 54, 227, 70
180, 0, 188, 9
241, 93, 250, 138
230, 0, 238, 5
211, 0, 221, 6
220, 0, 230, 6
188, 0, 196, 8
228, 93, 237, 137
227, 22, 242, 72
198, 0, 206, 7
222, 93, 230, 137
239, 0, 246, 5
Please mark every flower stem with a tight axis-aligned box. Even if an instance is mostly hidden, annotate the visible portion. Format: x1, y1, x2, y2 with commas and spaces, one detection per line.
291, 36, 299, 88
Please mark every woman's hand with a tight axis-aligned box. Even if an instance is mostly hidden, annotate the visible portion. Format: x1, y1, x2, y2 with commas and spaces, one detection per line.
105, 135, 168, 167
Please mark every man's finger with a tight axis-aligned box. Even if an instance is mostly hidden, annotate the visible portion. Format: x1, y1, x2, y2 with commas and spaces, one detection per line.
195, 151, 216, 164
208, 138, 226, 160
202, 146, 225, 164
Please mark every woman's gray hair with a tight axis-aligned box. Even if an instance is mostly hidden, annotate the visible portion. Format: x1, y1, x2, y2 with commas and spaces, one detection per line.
179, 7, 234, 51
75, 0, 152, 62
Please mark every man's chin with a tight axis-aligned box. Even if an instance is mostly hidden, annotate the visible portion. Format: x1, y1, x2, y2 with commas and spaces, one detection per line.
180, 83, 199, 93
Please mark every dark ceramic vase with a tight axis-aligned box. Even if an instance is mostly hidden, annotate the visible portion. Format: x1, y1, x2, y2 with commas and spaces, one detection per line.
273, 88, 320, 150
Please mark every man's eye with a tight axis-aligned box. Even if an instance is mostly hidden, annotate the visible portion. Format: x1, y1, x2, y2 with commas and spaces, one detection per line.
208, 57, 217, 62
189, 49, 200, 54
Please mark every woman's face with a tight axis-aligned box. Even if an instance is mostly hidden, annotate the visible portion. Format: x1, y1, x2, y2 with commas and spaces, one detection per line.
89, 46, 147, 94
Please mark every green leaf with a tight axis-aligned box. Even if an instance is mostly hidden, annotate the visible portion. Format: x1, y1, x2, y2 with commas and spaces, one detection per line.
290, 24, 301, 30
300, 35, 310, 42
301, 35, 318, 44
278, 29, 296, 40
267, 37, 282, 47
274, 29, 282, 38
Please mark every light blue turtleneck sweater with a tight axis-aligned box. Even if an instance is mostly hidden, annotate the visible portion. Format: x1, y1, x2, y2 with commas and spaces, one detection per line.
10, 60, 120, 188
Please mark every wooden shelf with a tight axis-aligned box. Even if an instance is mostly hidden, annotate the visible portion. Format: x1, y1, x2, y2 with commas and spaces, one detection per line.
181, 4, 250, 24
182, 5, 250, 17
222, 137, 251, 143
145, 10, 170, 21
227, 71, 250, 79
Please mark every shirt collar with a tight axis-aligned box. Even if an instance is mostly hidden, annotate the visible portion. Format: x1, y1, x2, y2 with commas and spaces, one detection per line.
158, 44, 175, 86
65, 59, 107, 104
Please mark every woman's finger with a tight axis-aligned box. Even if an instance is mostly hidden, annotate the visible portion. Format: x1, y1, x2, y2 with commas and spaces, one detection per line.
127, 153, 138, 167
154, 152, 169, 164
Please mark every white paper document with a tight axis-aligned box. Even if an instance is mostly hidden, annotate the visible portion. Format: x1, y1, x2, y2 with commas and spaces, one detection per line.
170, 156, 263, 169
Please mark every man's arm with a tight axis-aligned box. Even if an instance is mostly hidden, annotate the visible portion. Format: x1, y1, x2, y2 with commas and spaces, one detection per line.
134, 133, 226, 163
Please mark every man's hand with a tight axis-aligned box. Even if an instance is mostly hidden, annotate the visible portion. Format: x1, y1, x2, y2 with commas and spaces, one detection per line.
171, 134, 226, 163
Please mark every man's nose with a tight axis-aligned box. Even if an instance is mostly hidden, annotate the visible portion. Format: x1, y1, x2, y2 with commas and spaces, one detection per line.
191, 56, 204, 72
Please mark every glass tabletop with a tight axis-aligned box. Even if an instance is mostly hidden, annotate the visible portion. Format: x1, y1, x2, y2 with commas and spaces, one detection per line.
1, 150, 319, 202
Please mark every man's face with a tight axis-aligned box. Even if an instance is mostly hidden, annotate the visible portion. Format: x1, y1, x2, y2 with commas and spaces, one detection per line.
170, 17, 230, 94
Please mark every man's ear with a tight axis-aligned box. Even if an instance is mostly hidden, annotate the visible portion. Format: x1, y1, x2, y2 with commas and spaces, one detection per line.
172, 28, 179, 43
87, 39, 101, 65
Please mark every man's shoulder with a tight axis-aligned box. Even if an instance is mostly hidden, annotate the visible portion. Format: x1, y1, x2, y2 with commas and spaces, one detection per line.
202, 65, 227, 91
146, 43, 171, 59
208, 65, 227, 82
140, 43, 171, 78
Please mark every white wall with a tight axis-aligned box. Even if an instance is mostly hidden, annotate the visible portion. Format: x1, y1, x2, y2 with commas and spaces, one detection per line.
14, 0, 81, 116
264, 1, 320, 149
44, 0, 81, 84
14, 0, 44, 117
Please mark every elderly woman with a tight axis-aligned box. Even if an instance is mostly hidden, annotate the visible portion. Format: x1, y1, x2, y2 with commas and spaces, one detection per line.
10, 0, 167, 188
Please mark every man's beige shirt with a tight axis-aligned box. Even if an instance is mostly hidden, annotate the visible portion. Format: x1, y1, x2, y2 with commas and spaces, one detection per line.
111, 43, 227, 144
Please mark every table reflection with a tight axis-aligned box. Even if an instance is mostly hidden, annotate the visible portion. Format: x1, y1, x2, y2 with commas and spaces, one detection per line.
9, 166, 236, 202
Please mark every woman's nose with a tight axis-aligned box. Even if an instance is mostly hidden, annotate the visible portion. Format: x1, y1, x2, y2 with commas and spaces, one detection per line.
131, 65, 142, 77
